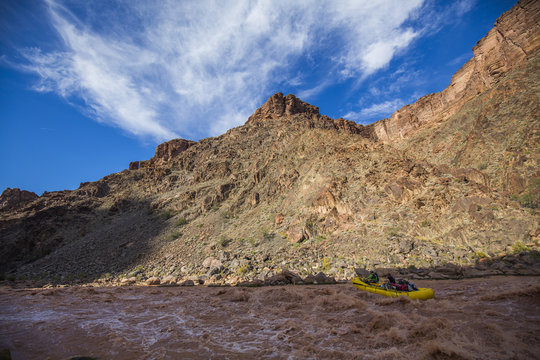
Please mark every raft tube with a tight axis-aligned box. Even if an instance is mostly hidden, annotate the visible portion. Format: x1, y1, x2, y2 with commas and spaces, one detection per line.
352, 277, 434, 300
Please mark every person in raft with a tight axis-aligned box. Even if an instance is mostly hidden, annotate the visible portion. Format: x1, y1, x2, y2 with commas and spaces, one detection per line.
383, 274, 418, 291
364, 270, 379, 284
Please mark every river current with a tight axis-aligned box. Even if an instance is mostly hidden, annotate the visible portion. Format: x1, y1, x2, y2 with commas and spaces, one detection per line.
1, 276, 539, 359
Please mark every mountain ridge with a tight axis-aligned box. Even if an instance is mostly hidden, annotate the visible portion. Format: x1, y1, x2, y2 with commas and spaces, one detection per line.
1, 0, 538, 286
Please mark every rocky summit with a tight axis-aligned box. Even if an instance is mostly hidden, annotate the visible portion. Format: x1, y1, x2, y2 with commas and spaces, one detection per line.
1, 0, 539, 286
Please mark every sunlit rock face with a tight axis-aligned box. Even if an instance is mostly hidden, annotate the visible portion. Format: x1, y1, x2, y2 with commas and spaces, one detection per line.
370, 0, 540, 142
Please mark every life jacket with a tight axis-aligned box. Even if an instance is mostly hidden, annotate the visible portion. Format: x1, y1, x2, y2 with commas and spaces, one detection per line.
396, 284, 408, 291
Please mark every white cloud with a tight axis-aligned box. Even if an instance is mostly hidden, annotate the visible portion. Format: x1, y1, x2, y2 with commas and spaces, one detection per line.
17, 0, 435, 141
344, 99, 406, 123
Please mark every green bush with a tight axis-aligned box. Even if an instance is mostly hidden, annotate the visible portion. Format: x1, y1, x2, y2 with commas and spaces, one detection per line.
387, 227, 400, 236
262, 229, 273, 241
512, 241, 530, 254
510, 193, 539, 209
219, 236, 232, 247
510, 177, 540, 209
161, 209, 176, 220
237, 264, 249, 275
322, 257, 331, 271
421, 219, 431, 227
474, 251, 488, 259
175, 217, 188, 227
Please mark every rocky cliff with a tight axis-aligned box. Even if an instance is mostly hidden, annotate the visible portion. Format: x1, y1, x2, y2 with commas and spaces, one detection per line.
0, 0, 538, 286
370, 0, 540, 142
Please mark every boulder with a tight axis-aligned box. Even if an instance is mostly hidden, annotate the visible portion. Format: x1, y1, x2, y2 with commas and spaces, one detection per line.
313, 272, 336, 284
161, 275, 177, 285
120, 277, 137, 285
354, 268, 369, 278
146, 277, 160, 286
202, 257, 222, 269
286, 226, 307, 243
264, 270, 303, 285
434, 263, 462, 277
202, 257, 224, 276
275, 213, 285, 227
180, 280, 195, 286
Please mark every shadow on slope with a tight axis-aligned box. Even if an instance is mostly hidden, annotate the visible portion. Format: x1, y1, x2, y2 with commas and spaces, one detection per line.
0, 198, 175, 285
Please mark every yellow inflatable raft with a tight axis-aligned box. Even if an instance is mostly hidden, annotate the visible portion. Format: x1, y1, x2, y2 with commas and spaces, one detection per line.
352, 277, 434, 300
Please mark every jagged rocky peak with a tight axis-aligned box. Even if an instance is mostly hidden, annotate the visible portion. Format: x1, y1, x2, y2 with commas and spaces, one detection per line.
0, 188, 38, 212
246, 92, 320, 124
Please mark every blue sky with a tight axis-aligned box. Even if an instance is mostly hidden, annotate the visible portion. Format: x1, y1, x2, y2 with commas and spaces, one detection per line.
1, 0, 516, 195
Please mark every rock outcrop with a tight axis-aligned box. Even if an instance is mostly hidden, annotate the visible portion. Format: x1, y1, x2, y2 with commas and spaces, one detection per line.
130, 138, 196, 170
246, 92, 320, 124
0, 188, 38, 212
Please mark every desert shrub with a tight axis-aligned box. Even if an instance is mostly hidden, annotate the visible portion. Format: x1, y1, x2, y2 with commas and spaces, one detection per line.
237, 264, 249, 275
262, 229, 274, 241
175, 217, 188, 227
510, 193, 539, 209
421, 219, 431, 227
512, 241, 530, 254
475, 251, 488, 259
387, 227, 400, 236
161, 209, 176, 220
166, 230, 182, 241
219, 236, 232, 247
322, 257, 331, 271
510, 178, 540, 209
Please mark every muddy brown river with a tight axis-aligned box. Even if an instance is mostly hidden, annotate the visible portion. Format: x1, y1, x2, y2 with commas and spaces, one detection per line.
1, 276, 539, 359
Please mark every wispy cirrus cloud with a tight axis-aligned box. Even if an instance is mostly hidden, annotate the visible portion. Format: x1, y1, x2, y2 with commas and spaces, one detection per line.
15, 0, 467, 141
343, 99, 406, 124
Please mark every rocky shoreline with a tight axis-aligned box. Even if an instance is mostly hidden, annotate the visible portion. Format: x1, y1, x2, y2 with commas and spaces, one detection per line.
3, 251, 538, 289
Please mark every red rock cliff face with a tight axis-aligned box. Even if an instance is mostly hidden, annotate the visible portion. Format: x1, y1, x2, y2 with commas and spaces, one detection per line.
369, 0, 540, 142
